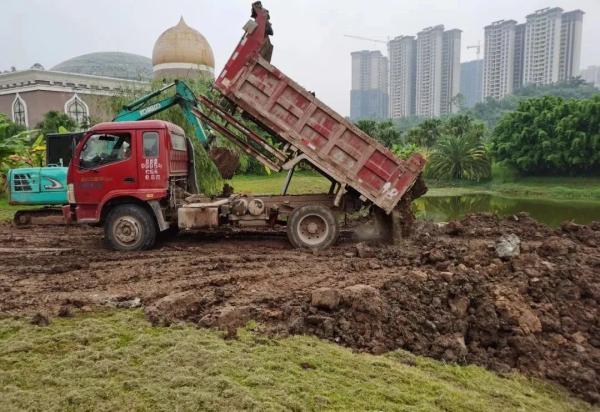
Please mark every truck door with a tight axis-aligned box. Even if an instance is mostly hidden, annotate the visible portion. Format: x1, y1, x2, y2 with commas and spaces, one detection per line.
137, 130, 164, 189
73, 131, 137, 206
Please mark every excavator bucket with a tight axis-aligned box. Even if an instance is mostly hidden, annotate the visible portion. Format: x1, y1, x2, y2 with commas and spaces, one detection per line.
209, 147, 240, 180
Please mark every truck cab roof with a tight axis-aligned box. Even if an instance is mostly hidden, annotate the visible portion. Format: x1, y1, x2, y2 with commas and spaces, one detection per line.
89, 120, 185, 135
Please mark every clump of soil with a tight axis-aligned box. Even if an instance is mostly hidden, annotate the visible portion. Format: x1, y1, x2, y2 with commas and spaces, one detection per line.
209, 147, 240, 180
0, 213, 598, 402
288, 214, 600, 403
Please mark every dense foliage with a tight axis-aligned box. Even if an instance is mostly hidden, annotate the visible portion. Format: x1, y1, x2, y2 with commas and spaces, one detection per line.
0, 114, 46, 190
0, 114, 25, 141
467, 78, 599, 130
492, 95, 600, 176
356, 114, 491, 181
355, 119, 402, 147
35, 111, 77, 137
427, 136, 490, 181
405, 119, 443, 147
422, 115, 491, 181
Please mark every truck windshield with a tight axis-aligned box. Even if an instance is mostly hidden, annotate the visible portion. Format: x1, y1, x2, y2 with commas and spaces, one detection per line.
79, 133, 131, 169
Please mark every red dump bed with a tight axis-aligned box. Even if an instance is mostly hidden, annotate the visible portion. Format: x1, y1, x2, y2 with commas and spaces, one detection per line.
215, 2, 425, 213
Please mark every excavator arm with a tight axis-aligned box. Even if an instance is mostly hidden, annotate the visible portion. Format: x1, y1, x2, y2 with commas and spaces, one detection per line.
112, 80, 244, 180
112, 80, 210, 146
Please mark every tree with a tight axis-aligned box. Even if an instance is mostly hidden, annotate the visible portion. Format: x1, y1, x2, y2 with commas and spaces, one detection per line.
0, 115, 43, 190
0, 113, 26, 141
36, 111, 77, 136
426, 135, 491, 181
491, 95, 600, 176
444, 114, 485, 141
465, 78, 599, 130
405, 118, 443, 147
355, 119, 402, 147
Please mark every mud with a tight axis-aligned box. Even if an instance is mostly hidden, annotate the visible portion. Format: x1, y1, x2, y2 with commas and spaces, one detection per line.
209, 147, 240, 180
0, 213, 598, 403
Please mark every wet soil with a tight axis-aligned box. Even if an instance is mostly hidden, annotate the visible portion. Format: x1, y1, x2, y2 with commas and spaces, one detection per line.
0, 213, 598, 403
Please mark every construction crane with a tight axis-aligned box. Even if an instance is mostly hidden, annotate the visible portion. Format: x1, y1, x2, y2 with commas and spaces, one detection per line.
344, 34, 389, 52
344, 34, 388, 45
467, 42, 482, 60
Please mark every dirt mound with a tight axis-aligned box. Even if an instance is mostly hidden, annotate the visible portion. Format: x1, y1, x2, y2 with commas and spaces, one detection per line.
288, 215, 600, 403
0, 213, 598, 402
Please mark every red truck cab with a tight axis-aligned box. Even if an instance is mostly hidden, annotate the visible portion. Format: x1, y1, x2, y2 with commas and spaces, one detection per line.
65, 120, 188, 249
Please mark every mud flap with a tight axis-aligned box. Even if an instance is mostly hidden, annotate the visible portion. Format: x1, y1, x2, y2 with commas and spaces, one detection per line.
148, 200, 169, 232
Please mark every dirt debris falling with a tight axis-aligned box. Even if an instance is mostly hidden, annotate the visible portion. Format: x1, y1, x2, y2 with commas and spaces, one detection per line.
0, 213, 598, 403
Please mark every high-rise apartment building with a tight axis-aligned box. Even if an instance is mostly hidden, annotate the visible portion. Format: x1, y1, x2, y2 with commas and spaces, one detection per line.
441, 29, 462, 115
415, 25, 443, 117
350, 50, 389, 120
388, 36, 416, 119
460, 59, 483, 108
415, 25, 444, 117
410, 25, 460, 118
483, 20, 517, 100
513, 23, 526, 90
523, 7, 563, 85
483, 8, 584, 99
559, 10, 585, 81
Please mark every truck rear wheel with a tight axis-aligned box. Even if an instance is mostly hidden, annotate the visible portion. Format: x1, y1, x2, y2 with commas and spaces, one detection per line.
287, 205, 339, 250
104, 204, 156, 251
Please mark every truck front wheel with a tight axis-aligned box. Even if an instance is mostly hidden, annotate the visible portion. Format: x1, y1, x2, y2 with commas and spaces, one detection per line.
104, 204, 156, 251
287, 205, 339, 250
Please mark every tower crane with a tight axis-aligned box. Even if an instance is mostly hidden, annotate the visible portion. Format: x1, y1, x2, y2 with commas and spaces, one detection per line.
344, 35, 389, 56
467, 42, 482, 60
344, 34, 388, 45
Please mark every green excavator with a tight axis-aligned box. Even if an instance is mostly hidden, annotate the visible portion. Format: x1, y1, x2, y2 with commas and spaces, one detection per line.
7, 80, 236, 225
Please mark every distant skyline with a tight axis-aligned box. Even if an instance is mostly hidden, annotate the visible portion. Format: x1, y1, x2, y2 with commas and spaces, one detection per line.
1, 0, 598, 116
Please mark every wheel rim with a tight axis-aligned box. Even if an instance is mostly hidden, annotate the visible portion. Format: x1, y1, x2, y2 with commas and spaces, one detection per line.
297, 214, 330, 246
113, 216, 142, 247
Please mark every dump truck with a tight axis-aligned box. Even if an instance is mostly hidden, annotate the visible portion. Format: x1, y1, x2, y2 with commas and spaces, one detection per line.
63, 1, 426, 251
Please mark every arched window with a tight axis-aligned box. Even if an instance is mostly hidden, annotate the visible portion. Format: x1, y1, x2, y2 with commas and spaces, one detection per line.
12, 94, 28, 127
64, 94, 89, 125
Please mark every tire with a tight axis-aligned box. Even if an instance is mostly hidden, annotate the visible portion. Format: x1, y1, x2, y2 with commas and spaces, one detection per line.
14, 211, 32, 226
104, 204, 156, 251
287, 205, 339, 250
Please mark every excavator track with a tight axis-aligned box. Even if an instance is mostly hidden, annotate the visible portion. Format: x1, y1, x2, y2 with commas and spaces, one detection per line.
13, 208, 64, 227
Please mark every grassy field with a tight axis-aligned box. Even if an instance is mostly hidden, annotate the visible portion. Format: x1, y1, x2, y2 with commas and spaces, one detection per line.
229, 171, 331, 195
426, 177, 600, 201
0, 310, 591, 412
0, 194, 31, 222
230, 174, 600, 201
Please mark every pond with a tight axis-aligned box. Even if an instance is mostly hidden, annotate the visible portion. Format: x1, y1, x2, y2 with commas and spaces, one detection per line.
414, 194, 600, 227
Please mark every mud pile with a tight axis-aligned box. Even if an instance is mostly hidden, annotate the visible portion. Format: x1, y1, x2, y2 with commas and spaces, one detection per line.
282, 215, 600, 403
0, 213, 598, 402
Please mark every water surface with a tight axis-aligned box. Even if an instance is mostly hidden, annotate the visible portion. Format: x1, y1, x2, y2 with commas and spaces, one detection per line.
414, 194, 600, 227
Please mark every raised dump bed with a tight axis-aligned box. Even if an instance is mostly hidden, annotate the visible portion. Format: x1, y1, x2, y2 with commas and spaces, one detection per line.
214, 2, 425, 214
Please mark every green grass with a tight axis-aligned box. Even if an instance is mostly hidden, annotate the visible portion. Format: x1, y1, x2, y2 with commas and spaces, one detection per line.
0, 194, 32, 222
230, 171, 331, 195
0, 310, 591, 411
426, 177, 600, 201
229, 173, 600, 201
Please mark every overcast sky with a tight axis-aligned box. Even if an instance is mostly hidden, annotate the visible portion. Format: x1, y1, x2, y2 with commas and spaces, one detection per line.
1, 0, 598, 116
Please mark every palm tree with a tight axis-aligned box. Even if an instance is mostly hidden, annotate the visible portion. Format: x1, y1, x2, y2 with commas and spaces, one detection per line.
426, 135, 491, 181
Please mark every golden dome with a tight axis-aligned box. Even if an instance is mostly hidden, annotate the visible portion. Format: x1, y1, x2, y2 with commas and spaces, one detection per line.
152, 17, 215, 80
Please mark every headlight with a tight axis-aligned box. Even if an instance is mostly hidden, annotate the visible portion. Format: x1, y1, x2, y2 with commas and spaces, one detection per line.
67, 183, 76, 204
